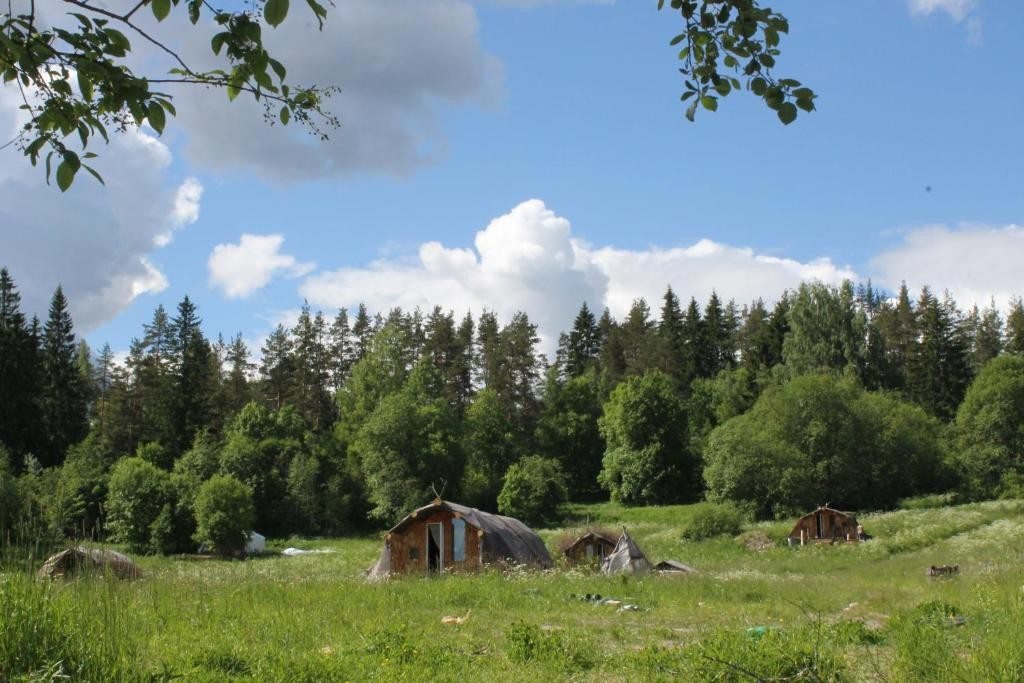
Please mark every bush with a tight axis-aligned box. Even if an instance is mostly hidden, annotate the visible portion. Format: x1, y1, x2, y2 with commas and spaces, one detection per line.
682, 502, 746, 541
498, 456, 568, 528
106, 457, 174, 554
193, 475, 255, 555
0, 447, 20, 539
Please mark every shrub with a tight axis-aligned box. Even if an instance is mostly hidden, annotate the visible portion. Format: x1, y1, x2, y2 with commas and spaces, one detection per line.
193, 474, 255, 555
106, 457, 174, 554
498, 456, 568, 528
682, 502, 746, 541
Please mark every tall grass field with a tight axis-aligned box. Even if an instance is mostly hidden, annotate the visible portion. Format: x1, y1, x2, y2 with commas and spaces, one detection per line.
3, 499, 1024, 681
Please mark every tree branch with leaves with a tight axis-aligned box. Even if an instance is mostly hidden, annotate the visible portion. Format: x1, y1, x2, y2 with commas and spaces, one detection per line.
660, 0, 815, 124
0, 0, 338, 189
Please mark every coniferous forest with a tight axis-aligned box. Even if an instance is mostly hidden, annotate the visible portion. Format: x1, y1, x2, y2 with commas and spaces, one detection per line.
3, 264, 1024, 554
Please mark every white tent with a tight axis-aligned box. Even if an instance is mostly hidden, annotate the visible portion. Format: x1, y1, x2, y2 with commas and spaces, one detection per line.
245, 531, 266, 555
601, 529, 652, 575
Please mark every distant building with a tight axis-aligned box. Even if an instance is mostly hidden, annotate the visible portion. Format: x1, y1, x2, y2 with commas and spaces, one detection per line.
563, 530, 617, 566
788, 505, 861, 545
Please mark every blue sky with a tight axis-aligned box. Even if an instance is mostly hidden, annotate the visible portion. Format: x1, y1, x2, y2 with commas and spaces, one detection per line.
2, 0, 1021, 357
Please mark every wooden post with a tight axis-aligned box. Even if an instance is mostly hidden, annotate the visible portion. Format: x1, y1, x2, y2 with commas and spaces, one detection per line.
800, 529, 805, 546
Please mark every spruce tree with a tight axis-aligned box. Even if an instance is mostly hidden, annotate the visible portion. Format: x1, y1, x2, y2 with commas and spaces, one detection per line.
1006, 297, 1024, 356
969, 300, 1003, 373
169, 296, 215, 456
564, 302, 600, 379
0, 268, 42, 463
40, 286, 88, 466
620, 298, 656, 375
352, 303, 373, 363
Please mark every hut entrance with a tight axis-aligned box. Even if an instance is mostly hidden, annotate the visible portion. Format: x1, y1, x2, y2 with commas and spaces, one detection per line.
427, 523, 443, 575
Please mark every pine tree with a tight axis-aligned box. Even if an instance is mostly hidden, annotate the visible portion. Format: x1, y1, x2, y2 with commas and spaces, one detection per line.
260, 324, 295, 410
969, 299, 1003, 373
328, 307, 353, 391
656, 287, 689, 391
352, 303, 373, 363
597, 308, 626, 392
292, 304, 333, 431
700, 291, 735, 377
907, 288, 971, 420
39, 286, 88, 466
475, 310, 502, 391
737, 298, 774, 372
223, 334, 255, 415
620, 298, 656, 376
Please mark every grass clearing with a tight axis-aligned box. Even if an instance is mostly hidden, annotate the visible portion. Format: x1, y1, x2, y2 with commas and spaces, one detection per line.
2, 499, 1024, 680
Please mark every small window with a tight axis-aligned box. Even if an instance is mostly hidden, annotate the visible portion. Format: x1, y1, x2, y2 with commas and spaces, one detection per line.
409, 547, 420, 560
452, 518, 466, 561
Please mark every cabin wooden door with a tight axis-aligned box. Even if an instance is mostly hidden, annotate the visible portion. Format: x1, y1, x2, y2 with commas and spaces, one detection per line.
426, 523, 443, 575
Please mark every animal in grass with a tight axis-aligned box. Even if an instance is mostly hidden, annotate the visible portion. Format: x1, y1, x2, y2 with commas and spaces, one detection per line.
926, 564, 959, 577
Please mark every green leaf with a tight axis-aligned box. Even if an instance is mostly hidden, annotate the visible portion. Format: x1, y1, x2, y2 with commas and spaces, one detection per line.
147, 102, 166, 134
264, 0, 290, 27
280, 106, 291, 125
670, 33, 686, 46
796, 97, 815, 113
750, 77, 767, 96
78, 72, 94, 101
151, 0, 171, 22
56, 160, 77, 192
269, 58, 287, 82
685, 101, 698, 122
211, 33, 227, 56
714, 80, 731, 96
700, 95, 717, 111
777, 102, 797, 125
82, 163, 105, 186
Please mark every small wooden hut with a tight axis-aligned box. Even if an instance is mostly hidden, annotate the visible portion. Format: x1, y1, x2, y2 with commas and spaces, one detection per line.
37, 547, 141, 580
367, 499, 552, 579
563, 530, 617, 566
787, 505, 861, 545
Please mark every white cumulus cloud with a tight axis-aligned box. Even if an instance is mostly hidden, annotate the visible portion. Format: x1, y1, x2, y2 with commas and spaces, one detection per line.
907, 0, 982, 43
299, 199, 857, 354
208, 234, 316, 299
163, 0, 503, 181
0, 85, 201, 330
871, 224, 1024, 310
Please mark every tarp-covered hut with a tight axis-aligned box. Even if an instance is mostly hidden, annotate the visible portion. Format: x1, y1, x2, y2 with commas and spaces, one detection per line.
245, 531, 266, 555
563, 530, 617, 566
37, 547, 141, 580
601, 529, 651, 575
368, 499, 553, 579
788, 505, 861, 545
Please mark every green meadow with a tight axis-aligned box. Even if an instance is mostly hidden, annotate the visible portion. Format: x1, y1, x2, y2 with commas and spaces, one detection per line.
4, 499, 1024, 681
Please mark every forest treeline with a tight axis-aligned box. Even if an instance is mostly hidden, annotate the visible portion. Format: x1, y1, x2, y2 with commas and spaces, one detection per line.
2, 265, 1024, 554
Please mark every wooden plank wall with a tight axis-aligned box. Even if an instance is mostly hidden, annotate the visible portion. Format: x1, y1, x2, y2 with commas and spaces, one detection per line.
386, 509, 483, 575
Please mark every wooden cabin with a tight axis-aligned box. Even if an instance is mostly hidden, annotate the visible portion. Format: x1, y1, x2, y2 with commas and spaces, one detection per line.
788, 505, 861, 545
563, 530, 617, 566
367, 499, 553, 579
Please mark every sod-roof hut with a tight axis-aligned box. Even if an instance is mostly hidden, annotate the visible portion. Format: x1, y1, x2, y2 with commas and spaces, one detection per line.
563, 530, 617, 566
788, 505, 860, 545
367, 499, 553, 580
37, 547, 141, 580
